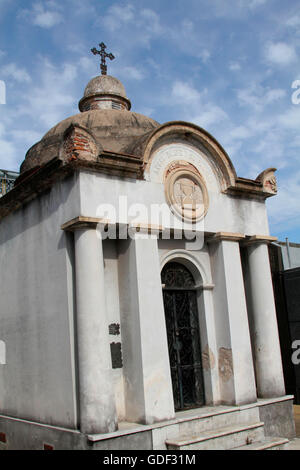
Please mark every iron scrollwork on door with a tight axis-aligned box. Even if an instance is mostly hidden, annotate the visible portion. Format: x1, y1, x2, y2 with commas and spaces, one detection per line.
162, 262, 205, 410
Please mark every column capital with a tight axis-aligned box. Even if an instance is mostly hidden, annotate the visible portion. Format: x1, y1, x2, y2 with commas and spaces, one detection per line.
61, 216, 110, 231
207, 232, 246, 243
243, 234, 278, 246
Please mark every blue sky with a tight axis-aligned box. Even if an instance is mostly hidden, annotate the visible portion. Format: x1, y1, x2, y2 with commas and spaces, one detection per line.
0, 0, 300, 241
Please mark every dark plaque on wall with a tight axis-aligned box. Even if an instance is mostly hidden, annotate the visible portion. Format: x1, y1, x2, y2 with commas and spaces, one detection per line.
110, 342, 123, 369
109, 323, 120, 336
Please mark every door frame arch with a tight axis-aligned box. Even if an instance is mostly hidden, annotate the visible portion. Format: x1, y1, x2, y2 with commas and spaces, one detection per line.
160, 249, 220, 406
161, 250, 208, 287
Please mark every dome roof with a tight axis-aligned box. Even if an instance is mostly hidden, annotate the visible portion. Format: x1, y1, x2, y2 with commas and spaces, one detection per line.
19, 73, 160, 174
83, 75, 127, 99
20, 109, 159, 174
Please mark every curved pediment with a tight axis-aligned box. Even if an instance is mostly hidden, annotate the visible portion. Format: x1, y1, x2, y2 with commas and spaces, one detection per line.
142, 121, 237, 191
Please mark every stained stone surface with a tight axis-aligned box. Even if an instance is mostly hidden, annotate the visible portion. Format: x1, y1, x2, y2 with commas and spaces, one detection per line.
83, 75, 127, 99
21, 109, 159, 174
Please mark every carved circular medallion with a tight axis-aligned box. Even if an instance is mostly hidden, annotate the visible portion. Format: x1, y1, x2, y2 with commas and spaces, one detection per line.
165, 167, 209, 222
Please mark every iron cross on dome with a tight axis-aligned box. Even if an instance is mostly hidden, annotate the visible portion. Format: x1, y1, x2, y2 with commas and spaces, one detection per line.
91, 42, 115, 75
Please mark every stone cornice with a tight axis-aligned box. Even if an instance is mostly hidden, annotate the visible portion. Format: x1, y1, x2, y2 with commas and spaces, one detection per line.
0, 154, 143, 222
207, 232, 278, 245
61, 217, 110, 231
243, 235, 278, 246
61, 219, 166, 235
207, 232, 246, 243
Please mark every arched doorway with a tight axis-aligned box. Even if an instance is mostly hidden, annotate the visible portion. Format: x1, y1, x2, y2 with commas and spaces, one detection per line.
161, 261, 205, 411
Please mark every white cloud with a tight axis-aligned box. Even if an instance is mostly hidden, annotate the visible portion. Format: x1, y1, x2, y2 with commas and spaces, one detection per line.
199, 49, 211, 63
10, 130, 42, 145
265, 88, 286, 103
21, 1, 63, 29
237, 84, 286, 111
278, 107, 300, 130
193, 106, 228, 128
78, 56, 95, 72
110, 62, 146, 81
267, 170, 300, 231
229, 62, 241, 71
103, 4, 135, 32
264, 42, 297, 66
286, 15, 300, 28
1, 63, 31, 83
170, 80, 228, 129
252, 132, 286, 165
135, 106, 155, 118
0, 137, 17, 169
103, 4, 163, 39
0, 56, 81, 172
122, 66, 145, 80
0, 122, 5, 137
102, 5, 164, 49
65, 0, 96, 17
237, 87, 263, 111
172, 81, 201, 103
15, 58, 78, 128
248, 0, 268, 8
205, 0, 270, 18
140, 8, 163, 35
167, 18, 212, 62
229, 125, 252, 140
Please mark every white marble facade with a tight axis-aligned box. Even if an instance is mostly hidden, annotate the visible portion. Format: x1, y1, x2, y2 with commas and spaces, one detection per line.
0, 75, 287, 440
60, 132, 285, 434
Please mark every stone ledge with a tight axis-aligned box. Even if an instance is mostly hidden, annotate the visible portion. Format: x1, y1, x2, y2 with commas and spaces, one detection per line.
245, 235, 278, 245
0, 414, 81, 434
256, 395, 294, 407
207, 232, 246, 243
61, 217, 110, 231
88, 405, 251, 442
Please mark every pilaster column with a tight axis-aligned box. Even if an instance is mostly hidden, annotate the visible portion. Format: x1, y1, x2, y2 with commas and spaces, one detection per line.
246, 236, 285, 398
209, 233, 257, 406
118, 226, 175, 424
63, 218, 117, 434
200, 285, 221, 405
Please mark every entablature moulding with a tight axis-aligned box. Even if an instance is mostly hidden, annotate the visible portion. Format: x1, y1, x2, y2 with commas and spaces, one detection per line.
0, 149, 277, 224
60, 217, 277, 246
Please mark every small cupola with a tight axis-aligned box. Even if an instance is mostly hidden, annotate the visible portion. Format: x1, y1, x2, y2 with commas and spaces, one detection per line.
78, 75, 131, 112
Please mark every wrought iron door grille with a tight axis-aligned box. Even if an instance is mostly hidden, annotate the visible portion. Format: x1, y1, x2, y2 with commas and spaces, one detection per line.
162, 262, 205, 410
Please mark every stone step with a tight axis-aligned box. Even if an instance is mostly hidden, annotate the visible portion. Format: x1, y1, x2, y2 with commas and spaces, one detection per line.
233, 437, 289, 451
172, 405, 260, 440
165, 422, 265, 450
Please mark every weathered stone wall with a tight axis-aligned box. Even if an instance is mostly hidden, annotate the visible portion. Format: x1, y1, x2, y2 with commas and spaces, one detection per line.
0, 174, 80, 428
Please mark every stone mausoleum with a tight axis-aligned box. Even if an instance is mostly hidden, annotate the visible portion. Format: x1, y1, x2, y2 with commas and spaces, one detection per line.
0, 56, 296, 449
